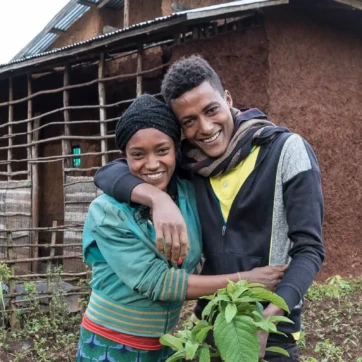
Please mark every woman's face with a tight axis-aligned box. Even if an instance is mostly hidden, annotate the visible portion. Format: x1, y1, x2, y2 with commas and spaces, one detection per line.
125, 128, 176, 192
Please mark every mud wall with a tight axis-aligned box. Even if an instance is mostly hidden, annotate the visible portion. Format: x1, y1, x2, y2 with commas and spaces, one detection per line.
264, 8, 362, 279
170, 27, 269, 110
50, 1, 163, 50
51, 7, 123, 50
129, 0, 162, 25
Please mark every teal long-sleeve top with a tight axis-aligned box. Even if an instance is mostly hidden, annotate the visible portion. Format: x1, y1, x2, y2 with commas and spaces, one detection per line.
82, 178, 202, 337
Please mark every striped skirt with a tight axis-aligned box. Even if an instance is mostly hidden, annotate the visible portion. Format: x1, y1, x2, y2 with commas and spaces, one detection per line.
76, 326, 175, 362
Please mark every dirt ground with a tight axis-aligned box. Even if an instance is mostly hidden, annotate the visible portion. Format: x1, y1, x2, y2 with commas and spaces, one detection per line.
0, 280, 361, 361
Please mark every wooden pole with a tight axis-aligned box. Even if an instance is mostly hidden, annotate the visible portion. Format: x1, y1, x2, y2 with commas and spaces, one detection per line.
6, 226, 17, 330
62, 65, 72, 169
136, 45, 143, 97
47, 221, 57, 288
98, 53, 108, 166
124, 0, 130, 28
7, 78, 13, 181
27, 75, 33, 178
31, 117, 40, 273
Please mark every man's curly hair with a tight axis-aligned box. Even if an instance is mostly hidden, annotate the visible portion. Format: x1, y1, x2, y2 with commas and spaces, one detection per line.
161, 55, 224, 105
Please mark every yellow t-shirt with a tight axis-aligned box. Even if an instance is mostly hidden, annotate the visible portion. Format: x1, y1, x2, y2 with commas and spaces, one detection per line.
209, 146, 261, 221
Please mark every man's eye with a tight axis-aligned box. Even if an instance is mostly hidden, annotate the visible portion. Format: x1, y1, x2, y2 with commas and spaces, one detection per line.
207, 107, 218, 115
183, 119, 194, 127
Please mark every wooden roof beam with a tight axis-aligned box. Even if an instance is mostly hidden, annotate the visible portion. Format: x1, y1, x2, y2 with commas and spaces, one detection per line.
77, 0, 97, 8
50, 28, 66, 35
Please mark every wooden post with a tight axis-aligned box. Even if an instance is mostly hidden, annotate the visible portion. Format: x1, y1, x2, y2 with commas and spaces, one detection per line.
136, 45, 143, 97
6, 226, 17, 330
47, 221, 57, 289
27, 75, 33, 178
124, 0, 130, 28
62, 65, 72, 169
7, 78, 13, 181
31, 118, 40, 273
98, 53, 108, 166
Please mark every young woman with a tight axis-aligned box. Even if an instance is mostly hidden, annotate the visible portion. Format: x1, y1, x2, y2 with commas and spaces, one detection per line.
76, 94, 282, 362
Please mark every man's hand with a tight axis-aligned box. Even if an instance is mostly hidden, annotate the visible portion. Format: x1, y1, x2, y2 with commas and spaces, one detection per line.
247, 265, 288, 291
152, 193, 189, 263
258, 304, 286, 360
257, 330, 269, 360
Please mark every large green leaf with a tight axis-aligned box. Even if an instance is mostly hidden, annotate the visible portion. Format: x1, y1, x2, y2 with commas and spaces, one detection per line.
214, 294, 232, 303
214, 311, 260, 362
232, 287, 248, 300
265, 346, 290, 356
245, 288, 290, 313
267, 315, 294, 324
165, 349, 187, 362
192, 320, 211, 333
202, 300, 217, 320
225, 303, 237, 323
185, 341, 199, 360
245, 282, 265, 288
196, 326, 213, 343
160, 334, 184, 351
199, 347, 211, 362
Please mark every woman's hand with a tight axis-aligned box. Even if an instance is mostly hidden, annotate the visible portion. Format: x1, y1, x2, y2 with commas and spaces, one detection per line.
246, 265, 288, 291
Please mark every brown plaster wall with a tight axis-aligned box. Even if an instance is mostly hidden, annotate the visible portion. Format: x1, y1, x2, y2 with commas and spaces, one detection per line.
51, 7, 103, 50
130, 0, 162, 25
264, 9, 362, 279
170, 28, 269, 110
99, 7, 123, 29
50, 2, 161, 50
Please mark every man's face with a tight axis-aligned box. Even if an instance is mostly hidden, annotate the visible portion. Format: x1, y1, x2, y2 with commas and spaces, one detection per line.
170, 81, 234, 158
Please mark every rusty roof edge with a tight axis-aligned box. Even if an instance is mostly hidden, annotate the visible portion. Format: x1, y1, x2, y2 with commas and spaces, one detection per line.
0, 0, 293, 75
184, 0, 289, 20
0, 14, 186, 75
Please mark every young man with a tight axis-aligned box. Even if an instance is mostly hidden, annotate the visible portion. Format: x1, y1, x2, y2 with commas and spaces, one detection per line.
94, 55, 325, 361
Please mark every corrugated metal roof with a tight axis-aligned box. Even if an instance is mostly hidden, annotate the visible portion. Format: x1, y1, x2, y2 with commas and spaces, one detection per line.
11, 0, 125, 60
1, 0, 291, 70
2, 13, 181, 67
55, 3, 90, 31
27, 33, 58, 57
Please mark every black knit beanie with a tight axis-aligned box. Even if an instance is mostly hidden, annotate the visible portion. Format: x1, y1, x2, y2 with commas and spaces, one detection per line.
115, 94, 181, 151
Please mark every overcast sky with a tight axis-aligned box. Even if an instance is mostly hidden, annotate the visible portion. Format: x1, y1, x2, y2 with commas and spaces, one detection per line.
0, 0, 69, 64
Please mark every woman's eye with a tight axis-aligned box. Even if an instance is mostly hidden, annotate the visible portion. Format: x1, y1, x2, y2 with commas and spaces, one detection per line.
132, 153, 143, 159
158, 148, 170, 155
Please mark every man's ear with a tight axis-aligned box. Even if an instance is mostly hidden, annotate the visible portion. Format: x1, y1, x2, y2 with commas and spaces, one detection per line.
224, 90, 233, 108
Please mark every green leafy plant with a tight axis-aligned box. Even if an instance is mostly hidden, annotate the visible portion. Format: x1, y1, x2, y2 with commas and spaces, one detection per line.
0, 264, 11, 312
315, 339, 344, 362
161, 280, 293, 362
306, 275, 356, 303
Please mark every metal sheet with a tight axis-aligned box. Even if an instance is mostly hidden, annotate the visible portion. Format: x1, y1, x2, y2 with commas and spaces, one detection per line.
55, 3, 90, 31
27, 33, 58, 56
